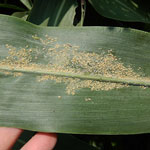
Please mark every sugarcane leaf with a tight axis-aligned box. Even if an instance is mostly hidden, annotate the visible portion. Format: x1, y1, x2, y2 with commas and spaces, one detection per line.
0, 15, 150, 134
88, 0, 150, 23
0, 3, 26, 11
11, 11, 29, 20
20, 0, 32, 10
27, 0, 77, 26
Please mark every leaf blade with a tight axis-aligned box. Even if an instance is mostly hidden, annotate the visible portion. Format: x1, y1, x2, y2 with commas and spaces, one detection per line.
0, 15, 150, 135
88, 0, 150, 23
27, 0, 77, 26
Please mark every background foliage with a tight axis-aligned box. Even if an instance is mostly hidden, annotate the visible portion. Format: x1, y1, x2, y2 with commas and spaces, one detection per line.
0, 0, 150, 150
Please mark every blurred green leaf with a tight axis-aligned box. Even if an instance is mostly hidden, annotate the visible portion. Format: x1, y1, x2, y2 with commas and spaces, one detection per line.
88, 0, 150, 23
20, 0, 32, 10
76, 0, 86, 26
12, 11, 28, 20
28, 0, 77, 26
0, 3, 26, 11
0, 15, 150, 135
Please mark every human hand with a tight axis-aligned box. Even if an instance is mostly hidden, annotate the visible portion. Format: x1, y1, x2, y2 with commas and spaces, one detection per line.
0, 127, 57, 150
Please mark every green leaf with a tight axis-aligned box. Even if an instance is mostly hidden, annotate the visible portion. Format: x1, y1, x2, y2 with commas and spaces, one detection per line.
0, 15, 150, 135
0, 3, 26, 11
20, 0, 32, 10
76, 0, 86, 26
11, 11, 29, 20
88, 0, 150, 23
28, 0, 77, 26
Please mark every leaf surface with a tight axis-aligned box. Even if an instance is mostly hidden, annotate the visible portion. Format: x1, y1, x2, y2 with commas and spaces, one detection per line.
20, 0, 32, 10
0, 15, 150, 134
27, 0, 77, 26
88, 0, 150, 23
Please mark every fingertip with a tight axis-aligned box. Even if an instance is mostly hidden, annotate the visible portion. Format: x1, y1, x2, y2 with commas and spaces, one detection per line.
21, 132, 57, 150
0, 127, 23, 150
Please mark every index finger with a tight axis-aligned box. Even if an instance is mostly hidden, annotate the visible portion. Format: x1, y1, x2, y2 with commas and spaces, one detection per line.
0, 127, 23, 150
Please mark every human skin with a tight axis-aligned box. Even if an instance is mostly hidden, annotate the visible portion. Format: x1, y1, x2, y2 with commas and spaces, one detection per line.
0, 127, 57, 150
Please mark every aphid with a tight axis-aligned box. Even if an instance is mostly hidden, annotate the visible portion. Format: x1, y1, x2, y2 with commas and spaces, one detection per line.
85, 97, 92, 101
66, 43, 72, 47
0, 35, 147, 97
58, 96, 62, 99
32, 35, 40, 40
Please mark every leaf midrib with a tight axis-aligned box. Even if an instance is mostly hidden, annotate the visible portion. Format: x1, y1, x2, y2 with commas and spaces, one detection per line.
0, 65, 150, 87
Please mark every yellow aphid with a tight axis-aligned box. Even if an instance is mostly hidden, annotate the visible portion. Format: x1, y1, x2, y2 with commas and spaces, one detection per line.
85, 98, 92, 101
0, 35, 148, 97
32, 35, 40, 40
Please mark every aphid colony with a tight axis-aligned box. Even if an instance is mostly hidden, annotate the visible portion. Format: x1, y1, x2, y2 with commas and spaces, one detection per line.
0, 35, 148, 96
